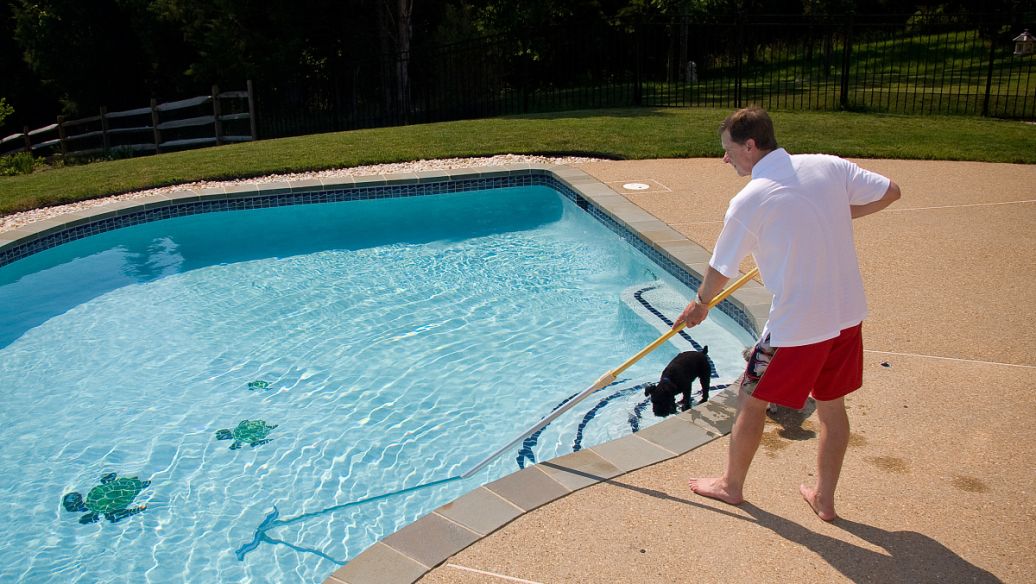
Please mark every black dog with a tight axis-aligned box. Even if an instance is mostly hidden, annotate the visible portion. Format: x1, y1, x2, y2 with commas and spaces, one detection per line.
644, 347, 711, 417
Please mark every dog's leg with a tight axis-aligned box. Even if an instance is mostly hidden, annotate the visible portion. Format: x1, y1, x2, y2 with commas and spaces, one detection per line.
681, 388, 692, 411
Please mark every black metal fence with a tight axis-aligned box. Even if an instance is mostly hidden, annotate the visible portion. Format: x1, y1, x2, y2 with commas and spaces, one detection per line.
254, 12, 1036, 139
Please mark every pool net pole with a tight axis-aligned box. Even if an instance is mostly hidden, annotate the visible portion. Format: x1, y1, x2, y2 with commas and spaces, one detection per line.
460, 267, 759, 479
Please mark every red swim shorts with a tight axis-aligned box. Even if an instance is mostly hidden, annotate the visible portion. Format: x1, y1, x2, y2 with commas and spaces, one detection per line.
740, 323, 864, 409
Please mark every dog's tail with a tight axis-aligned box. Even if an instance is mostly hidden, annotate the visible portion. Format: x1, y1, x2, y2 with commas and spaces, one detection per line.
702, 345, 709, 355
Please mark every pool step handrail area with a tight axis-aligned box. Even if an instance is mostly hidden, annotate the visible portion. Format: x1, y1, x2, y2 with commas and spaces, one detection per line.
460, 266, 759, 479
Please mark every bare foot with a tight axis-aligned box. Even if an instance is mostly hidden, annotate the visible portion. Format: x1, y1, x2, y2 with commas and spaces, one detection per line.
799, 484, 838, 521
688, 477, 744, 505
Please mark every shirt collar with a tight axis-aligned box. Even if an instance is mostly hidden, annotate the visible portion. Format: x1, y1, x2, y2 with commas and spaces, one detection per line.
751, 148, 792, 180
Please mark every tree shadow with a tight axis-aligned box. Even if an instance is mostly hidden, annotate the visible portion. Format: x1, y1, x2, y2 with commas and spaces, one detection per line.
741, 503, 1002, 583
502, 107, 682, 121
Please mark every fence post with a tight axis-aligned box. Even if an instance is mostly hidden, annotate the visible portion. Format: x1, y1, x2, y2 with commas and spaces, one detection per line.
521, 58, 530, 113
151, 98, 161, 153
839, 14, 854, 110
246, 80, 258, 140
633, 25, 643, 106
679, 10, 689, 83
22, 126, 31, 153
100, 107, 110, 153
212, 84, 223, 145
57, 115, 68, 156
735, 12, 744, 107
981, 27, 997, 117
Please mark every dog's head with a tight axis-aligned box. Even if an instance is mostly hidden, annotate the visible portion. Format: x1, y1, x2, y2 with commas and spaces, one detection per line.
644, 380, 679, 417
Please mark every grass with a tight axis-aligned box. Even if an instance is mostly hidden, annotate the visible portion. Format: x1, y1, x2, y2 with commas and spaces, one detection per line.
1, 107, 1034, 217
678, 27, 1034, 117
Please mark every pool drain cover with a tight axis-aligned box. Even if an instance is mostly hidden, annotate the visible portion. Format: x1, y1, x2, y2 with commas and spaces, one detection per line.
622, 182, 651, 191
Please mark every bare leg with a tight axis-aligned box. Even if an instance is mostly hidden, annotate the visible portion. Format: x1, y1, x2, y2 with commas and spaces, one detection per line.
689, 388, 768, 505
800, 396, 849, 521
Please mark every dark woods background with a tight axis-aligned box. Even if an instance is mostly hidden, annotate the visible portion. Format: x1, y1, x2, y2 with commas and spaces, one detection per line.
2, 0, 1033, 139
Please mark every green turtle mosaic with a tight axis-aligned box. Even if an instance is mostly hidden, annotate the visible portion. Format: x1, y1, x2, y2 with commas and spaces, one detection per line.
62, 472, 150, 524
216, 419, 278, 450
246, 380, 271, 391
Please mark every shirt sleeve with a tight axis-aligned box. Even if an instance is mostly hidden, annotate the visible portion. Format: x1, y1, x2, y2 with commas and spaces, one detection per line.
710, 213, 757, 279
845, 160, 891, 206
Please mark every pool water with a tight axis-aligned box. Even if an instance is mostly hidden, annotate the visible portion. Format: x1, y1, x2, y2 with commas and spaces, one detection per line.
0, 185, 755, 583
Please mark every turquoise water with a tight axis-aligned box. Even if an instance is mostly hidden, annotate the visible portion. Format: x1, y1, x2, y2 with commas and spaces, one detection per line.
0, 185, 754, 583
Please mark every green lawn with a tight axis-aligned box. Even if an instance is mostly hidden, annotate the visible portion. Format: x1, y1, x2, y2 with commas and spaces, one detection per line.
1, 107, 1033, 217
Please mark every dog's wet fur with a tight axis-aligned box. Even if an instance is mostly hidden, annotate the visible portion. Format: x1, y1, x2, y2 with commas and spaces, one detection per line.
644, 347, 711, 417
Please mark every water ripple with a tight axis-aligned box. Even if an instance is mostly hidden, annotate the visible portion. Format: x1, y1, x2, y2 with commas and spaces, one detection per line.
0, 189, 754, 583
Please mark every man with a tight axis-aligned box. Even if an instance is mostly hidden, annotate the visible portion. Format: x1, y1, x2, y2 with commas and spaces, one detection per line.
674, 107, 901, 521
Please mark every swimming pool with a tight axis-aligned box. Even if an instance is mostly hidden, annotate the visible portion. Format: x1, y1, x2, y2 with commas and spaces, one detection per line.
0, 168, 760, 583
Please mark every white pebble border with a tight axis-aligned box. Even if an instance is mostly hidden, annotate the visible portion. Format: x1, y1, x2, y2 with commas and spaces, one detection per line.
1, 154, 600, 234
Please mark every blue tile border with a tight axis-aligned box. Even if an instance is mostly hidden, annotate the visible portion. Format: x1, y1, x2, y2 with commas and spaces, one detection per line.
0, 167, 759, 335
542, 174, 756, 333
0, 175, 531, 269
630, 285, 718, 377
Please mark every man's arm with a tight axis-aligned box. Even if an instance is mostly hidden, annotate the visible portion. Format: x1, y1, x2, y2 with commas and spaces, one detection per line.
673, 266, 731, 330
851, 180, 901, 219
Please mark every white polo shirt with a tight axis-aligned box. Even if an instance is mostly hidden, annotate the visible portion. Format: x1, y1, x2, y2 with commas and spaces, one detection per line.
710, 148, 890, 346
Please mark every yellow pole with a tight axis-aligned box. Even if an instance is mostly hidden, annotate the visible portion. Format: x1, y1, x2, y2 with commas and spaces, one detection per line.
462, 266, 760, 478
605, 266, 759, 380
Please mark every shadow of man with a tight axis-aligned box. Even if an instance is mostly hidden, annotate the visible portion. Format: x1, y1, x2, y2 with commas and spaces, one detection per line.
537, 461, 1000, 582
767, 397, 817, 440
741, 503, 1001, 583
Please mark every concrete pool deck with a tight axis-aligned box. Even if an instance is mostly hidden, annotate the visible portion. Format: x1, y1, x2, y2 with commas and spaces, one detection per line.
329, 158, 1036, 584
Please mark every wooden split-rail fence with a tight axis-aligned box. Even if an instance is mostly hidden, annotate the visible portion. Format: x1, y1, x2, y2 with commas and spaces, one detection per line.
1, 81, 256, 158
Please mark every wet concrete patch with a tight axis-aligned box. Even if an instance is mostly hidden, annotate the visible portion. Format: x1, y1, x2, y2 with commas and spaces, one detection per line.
759, 402, 819, 456
951, 475, 989, 493
849, 432, 868, 447
865, 455, 909, 473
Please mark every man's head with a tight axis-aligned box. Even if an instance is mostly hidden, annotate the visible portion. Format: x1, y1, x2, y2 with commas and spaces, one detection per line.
719, 107, 777, 177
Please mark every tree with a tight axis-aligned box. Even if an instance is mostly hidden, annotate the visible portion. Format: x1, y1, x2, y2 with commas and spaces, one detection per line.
378, 0, 415, 121
0, 98, 13, 126
12, 0, 159, 115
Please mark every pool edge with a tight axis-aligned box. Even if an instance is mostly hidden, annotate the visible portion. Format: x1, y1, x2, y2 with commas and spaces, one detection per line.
0, 165, 767, 584
324, 165, 767, 584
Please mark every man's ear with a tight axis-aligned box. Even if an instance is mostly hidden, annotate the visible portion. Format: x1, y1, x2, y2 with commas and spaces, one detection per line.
745, 138, 757, 152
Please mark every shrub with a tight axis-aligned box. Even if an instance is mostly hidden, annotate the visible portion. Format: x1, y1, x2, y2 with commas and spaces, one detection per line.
0, 152, 37, 176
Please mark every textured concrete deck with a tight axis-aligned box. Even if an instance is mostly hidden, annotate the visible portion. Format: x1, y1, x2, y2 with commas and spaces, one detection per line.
335, 158, 1035, 584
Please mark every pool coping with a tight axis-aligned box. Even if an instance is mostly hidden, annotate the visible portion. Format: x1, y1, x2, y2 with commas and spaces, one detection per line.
323, 166, 769, 584
0, 164, 770, 583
